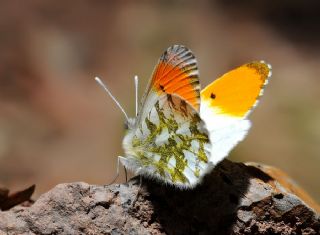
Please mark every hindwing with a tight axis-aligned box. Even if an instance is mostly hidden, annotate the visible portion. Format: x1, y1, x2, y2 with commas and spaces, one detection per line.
122, 93, 212, 188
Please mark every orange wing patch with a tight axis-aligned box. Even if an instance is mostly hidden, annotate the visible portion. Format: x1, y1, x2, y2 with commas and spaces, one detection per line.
201, 61, 271, 117
151, 45, 201, 111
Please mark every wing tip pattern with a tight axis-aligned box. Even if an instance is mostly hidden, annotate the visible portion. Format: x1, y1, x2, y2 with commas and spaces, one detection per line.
246, 60, 272, 84
152, 45, 201, 111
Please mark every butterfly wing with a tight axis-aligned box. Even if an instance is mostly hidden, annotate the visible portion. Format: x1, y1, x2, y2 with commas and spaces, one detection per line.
122, 45, 212, 187
136, 45, 201, 126
200, 61, 272, 165
122, 93, 212, 188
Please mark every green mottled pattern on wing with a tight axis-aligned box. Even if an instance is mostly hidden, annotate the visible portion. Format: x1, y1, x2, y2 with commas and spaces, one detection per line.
129, 94, 211, 186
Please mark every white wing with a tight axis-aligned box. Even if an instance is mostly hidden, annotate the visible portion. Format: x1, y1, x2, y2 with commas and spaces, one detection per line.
200, 105, 251, 165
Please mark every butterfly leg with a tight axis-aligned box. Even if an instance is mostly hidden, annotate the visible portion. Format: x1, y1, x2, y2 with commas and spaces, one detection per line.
124, 166, 128, 182
106, 156, 123, 186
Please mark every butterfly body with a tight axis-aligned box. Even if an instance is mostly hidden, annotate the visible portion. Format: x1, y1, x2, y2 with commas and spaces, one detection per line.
99, 45, 272, 188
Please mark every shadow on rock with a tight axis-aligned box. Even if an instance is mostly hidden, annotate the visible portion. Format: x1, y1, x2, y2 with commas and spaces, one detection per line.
134, 160, 273, 235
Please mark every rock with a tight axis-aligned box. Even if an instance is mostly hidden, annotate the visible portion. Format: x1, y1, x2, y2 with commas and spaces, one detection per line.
0, 185, 35, 211
0, 160, 319, 235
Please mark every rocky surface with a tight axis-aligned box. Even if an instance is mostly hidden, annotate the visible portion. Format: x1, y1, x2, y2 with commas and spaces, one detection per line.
0, 160, 319, 235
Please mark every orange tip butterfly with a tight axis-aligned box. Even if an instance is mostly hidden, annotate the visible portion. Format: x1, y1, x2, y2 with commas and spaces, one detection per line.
95, 45, 272, 188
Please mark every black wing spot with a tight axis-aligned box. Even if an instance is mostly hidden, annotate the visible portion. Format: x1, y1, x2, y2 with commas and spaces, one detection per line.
210, 93, 216, 99
160, 84, 165, 91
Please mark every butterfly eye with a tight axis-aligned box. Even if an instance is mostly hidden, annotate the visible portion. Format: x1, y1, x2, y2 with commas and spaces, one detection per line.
124, 122, 129, 130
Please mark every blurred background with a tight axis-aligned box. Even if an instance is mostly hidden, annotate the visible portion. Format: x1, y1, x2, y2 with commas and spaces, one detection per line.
0, 0, 319, 201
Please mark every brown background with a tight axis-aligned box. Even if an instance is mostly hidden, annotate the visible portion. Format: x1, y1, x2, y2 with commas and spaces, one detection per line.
0, 1, 319, 202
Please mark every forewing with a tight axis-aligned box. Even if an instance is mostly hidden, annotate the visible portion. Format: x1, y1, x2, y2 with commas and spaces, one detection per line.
200, 61, 272, 164
127, 93, 212, 188
139, 45, 201, 120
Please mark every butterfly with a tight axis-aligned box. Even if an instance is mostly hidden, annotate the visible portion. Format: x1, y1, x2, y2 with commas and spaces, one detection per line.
96, 45, 272, 188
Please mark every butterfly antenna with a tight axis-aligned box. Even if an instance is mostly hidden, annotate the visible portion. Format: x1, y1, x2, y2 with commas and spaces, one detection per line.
134, 75, 139, 117
95, 77, 129, 122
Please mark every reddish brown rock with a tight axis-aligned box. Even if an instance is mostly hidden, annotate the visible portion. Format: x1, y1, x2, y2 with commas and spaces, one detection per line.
0, 185, 35, 211
0, 160, 319, 234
